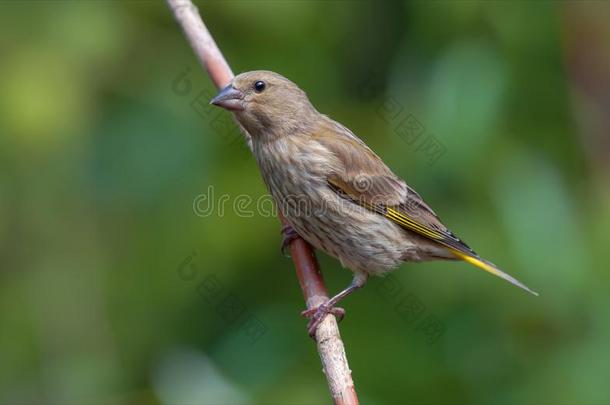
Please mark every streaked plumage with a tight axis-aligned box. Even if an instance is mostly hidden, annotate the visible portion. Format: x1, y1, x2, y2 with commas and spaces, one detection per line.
210, 71, 537, 334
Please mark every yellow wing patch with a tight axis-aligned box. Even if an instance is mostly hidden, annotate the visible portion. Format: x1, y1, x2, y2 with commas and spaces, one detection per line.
385, 207, 443, 240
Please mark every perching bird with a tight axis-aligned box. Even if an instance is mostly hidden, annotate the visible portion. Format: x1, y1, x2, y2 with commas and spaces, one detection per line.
210, 71, 537, 336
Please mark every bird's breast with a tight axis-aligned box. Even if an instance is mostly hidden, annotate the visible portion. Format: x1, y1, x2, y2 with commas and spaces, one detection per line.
254, 137, 330, 201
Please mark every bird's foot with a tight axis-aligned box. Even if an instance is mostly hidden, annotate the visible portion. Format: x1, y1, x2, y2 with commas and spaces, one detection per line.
301, 303, 346, 337
280, 224, 299, 257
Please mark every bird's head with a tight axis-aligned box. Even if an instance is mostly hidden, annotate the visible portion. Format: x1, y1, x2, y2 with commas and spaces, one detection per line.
210, 70, 317, 140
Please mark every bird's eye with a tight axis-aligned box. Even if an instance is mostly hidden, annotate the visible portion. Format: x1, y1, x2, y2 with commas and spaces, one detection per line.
254, 80, 266, 93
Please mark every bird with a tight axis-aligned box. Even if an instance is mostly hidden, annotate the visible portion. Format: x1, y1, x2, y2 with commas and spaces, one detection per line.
210, 70, 538, 336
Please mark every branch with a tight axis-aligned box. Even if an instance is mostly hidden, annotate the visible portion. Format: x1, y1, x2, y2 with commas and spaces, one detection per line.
166, 1, 358, 404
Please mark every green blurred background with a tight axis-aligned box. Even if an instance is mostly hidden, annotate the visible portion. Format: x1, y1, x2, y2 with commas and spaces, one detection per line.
1, 1, 609, 404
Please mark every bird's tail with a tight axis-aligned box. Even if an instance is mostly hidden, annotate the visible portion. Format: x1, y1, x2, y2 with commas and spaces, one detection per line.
450, 249, 538, 296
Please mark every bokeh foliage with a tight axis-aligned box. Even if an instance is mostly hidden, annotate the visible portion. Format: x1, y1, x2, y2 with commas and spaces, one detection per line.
1, 1, 609, 404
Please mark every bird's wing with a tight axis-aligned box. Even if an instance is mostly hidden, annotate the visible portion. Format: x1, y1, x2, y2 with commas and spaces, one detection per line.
315, 118, 538, 295
314, 118, 476, 257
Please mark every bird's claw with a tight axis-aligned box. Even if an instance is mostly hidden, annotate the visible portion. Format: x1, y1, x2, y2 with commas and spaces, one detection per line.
280, 224, 299, 257
301, 303, 346, 337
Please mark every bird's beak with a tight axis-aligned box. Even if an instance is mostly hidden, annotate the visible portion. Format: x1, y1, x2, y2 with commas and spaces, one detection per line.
210, 84, 245, 111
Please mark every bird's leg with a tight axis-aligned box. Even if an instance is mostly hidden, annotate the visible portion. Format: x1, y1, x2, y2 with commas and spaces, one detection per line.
301, 272, 368, 337
280, 224, 299, 256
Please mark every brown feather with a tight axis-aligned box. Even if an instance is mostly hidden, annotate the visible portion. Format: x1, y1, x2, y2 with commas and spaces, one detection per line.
313, 116, 477, 257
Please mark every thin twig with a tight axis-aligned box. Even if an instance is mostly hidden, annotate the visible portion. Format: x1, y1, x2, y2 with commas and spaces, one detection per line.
166, 1, 358, 403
